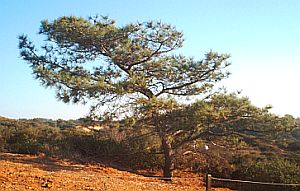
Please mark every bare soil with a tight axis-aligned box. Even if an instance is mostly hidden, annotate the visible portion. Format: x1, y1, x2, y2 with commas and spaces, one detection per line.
0, 153, 232, 191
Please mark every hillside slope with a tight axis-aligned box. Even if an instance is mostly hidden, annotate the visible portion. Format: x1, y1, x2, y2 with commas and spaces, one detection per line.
0, 153, 232, 191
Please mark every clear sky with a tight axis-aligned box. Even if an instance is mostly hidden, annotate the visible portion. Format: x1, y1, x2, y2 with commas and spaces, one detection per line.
1, 0, 300, 119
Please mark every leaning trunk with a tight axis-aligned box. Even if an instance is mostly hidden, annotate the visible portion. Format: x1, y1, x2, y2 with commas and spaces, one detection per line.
161, 135, 174, 179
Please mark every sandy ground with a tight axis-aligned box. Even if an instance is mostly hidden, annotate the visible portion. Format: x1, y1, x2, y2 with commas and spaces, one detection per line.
0, 153, 232, 191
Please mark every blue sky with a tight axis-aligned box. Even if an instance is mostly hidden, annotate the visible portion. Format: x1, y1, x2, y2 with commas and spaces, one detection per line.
1, 0, 300, 119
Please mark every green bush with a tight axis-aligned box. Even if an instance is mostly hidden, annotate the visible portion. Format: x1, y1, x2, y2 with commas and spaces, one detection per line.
59, 128, 127, 157
5, 126, 62, 155
233, 158, 300, 191
6, 127, 42, 154
244, 159, 300, 184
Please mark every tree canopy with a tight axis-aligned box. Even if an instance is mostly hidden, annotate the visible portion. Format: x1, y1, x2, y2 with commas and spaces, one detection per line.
18, 15, 232, 178
19, 16, 230, 117
134, 93, 295, 151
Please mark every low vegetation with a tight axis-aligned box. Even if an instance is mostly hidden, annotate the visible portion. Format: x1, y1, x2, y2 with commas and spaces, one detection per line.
1, 94, 300, 191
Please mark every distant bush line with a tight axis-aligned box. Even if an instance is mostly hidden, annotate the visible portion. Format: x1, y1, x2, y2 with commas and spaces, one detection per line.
1, 116, 300, 189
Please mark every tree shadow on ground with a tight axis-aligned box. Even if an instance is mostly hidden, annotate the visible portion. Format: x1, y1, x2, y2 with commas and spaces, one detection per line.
0, 152, 204, 188
0, 152, 158, 176
0, 152, 200, 180
0, 152, 89, 172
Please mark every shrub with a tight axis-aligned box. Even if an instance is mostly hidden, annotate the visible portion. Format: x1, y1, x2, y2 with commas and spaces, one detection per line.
233, 158, 300, 191
244, 159, 300, 184
6, 127, 42, 154
5, 126, 62, 155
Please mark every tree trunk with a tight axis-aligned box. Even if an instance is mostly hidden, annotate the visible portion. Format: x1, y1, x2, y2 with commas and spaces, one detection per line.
161, 135, 174, 179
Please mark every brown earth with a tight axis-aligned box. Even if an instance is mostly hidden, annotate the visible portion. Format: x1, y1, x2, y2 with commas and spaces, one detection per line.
0, 153, 232, 191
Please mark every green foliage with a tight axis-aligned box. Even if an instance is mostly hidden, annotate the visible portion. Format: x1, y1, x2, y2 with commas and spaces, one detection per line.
19, 15, 232, 177
224, 135, 248, 149
230, 155, 300, 190
243, 159, 300, 184
124, 133, 163, 170
0, 116, 162, 170
6, 127, 41, 154
18, 15, 300, 180
19, 15, 230, 118
135, 93, 292, 153
58, 128, 135, 159
177, 150, 235, 178
3, 123, 62, 155
124, 93, 300, 177
1, 92, 300, 180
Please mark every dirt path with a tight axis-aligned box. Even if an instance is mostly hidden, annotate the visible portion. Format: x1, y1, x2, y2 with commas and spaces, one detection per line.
0, 153, 232, 191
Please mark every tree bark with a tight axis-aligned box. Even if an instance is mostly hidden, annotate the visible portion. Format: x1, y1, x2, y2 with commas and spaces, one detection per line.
161, 134, 174, 179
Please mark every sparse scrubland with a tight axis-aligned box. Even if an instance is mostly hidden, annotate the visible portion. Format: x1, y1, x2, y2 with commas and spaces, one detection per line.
1, 94, 300, 190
